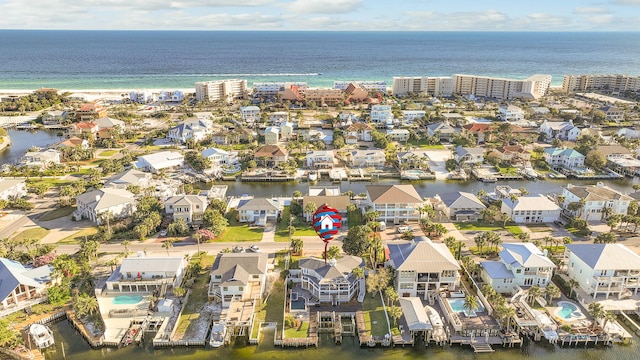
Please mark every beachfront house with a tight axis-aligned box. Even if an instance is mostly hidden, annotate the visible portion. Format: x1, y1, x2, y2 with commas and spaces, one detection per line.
501, 195, 561, 223
543, 147, 585, 169
386, 237, 461, 299
365, 184, 424, 224
208, 253, 268, 308
290, 256, 365, 305
73, 188, 136, 225
348, 149, 386, 168
0, 178, 27, 201
480, 243, 555, 296
432, 192, 486, 222
565, 244, 640, 302
561, 182, 632, 221
105, 256, 187, 292
164, 195, 208, 224
135, 151, 184, 173
237, 197, 281, 225
0, 258, 54, 313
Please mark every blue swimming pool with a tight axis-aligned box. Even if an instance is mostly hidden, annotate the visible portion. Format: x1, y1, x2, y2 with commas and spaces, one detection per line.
447, 298, 484, 316
291, 299, 306, 310
113, 295, 143, 305
556, 301, 579, 319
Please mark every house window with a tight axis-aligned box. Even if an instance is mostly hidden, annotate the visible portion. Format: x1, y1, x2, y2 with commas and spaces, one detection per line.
516, 269, 522, 274
169, 205, 173, 209
239, 287, 244, 291
223, 287, 228, 291
215, 275, 221, 279
196, 205, 200, 209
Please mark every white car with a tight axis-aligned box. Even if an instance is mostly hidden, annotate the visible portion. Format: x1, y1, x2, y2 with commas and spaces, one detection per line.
397, 226, 413, 233
248, 245, 261, 253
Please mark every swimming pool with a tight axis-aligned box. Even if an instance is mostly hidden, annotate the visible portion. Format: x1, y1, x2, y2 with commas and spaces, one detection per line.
290, 299, 306, 311
113, 295, 143, 305
447, 297, 484, 316
555, 301, 583, 320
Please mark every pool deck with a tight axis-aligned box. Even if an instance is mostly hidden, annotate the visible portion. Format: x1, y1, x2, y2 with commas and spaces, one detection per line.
97, 293, 152, 343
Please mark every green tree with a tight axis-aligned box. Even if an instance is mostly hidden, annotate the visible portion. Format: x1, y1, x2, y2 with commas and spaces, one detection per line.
463, 294, 479, 314
326, 245, 341, 260
0, 319, 21, 348
544, 283, 561, 303
290, 238, 304, 255
528, 286, 541, 306
168, 218, 190, 236
585, 150, 606, 170
73, 293, 99, 317
388, 305, 403, 327
343, 225, 371, 256
588, 302, 605, 331
162, 239, 175, 256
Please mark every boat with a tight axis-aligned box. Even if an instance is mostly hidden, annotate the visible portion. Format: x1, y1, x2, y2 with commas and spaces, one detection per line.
209, 322, 226, 348
122, 326, 140, 346
29, 324, 55, 349
308, 171, 318, 182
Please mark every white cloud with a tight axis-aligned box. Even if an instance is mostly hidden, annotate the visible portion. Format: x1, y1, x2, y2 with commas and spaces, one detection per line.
110, 10, 283, 29
285, 0, 362, 15
404, 10, 508, 30
583, 14, 615, 24
573, 7, 610, 14
612, 0, 640, 5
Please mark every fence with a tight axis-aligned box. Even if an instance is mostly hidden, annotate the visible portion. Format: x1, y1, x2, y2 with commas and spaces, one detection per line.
152, 340, 206, 347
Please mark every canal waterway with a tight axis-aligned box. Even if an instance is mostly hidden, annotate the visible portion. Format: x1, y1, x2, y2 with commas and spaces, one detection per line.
44, 320, 640, 360
0, 129, 61, 165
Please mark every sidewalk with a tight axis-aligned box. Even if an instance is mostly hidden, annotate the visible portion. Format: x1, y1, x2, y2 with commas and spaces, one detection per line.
261, 223, 276, 242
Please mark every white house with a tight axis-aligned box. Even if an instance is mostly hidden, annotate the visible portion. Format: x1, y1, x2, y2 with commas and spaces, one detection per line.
306, 150, 335, 169
0, 178, 27, 201
365, 184, 423, 224
501, 195, 561, 223
538, 120, 581, 142
104, 169, 152, 190
21, 149, 61, 169
402, 110, 426, 122
73, 188, 136, 225
201, 148, 239, 167
345, 122, 374, 143
292, 256, 365, 305
480, 243, 555, 294
427, 122, 457, 142
166, 118, 213, 144
543, 147, 585, 169
386, 237, 461, 299
129, 90, 154, 104
208, 253, 268, 308
264, 126, 280, 145
498, 104, 525, 121
616, 128, 640, 139
370, 105, 393, 124
164, 195, 208, 224
105, 256, 187, 292
237, 198, 281, 225
269, 111, 289, 125
565, 244, 640, 303
240, 106, 260, 123
562, 182, 633, 221
454, 146, 484, 165
158, 90, 185, 102
0, 258, 53, 313
386, 129, 410, 142
432, 192, 486, 222
135, 151, 184, 173
348, 149, 386, 168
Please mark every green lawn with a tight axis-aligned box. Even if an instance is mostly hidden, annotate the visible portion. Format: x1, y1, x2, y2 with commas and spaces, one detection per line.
11, 227, 50, 241
58, 227, 100, 244
274, 206, 317, 242
454, 222, 522, 236
174, 255, 216, 338
251, 280, 285, 338
39, 206, 75, 221
362, 294, 388, 337
505, 225, 523, 236
285, 321, 309, 338
496, 165, 519, 175
406, 138, 446, 149
98, 150, 119, 157
214, 209, 264, 242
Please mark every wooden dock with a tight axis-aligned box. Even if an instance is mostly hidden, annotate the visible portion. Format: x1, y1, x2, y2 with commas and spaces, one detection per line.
472, 343, 495, 353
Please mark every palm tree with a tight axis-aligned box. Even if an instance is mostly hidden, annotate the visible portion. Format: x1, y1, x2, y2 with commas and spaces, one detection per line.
304, 202, 318, 222
502, 214, 512, 228
162, 239, 174, 256
121, 240, 131, 257
463, 294, 479, 315
544, 284, 561, 303
588, 302, 605, 331
528, 286, 542, 306
290, 238, 304, 255
351, 267, 364, 281
568, 279, 580, 299
385, 287, 399, 307
388, 305, 403, 327
517, 232, 530, 242
542, 235, 554, 249
474, 233, 487, 255
602, 311, 616, 333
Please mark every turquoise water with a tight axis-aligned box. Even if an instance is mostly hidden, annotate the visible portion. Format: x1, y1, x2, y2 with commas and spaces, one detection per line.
291, 299, 306, 310
556, 302, 579, 319
447, 298, 485, 315
112, 295, 143, 305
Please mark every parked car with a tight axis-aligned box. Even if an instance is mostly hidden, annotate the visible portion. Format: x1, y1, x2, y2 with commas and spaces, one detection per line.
232, 246, 245, 253
397, 226, 413, 233
247, 245, 261, 253
159, 229, 168, 237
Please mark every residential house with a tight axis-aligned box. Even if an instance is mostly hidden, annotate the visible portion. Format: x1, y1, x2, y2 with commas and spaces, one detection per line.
158, 90, 185, 102
538, 120, 581, 142
616, 128, 640, 139
597, 145, 640, 176
348, 149, 386, 168
490, 145, 531, 165
442, 113, 466, 126
345, 122, 374, 143
164, 195, 208, 224
365, 184, 424, 224
105, 256, 187, 292
73, 188, 136, 225
598, 105, 624, 122
386, 129, 410, 142
427, 122, 457, 142
386, 237, 461, 299
253, 145, 288, 167
461, 123, 493, 144
21, 149, 61, 169
208, 253, 268, 308
304, 88, 344, 106
240, 106, 260, 123
432, 192, 486, 222
269, 112, 289, 125
41, 110, 67, 127
480, 243, 555, 294
135, 151, 184, 173
501, 195, 561, 223
166, 118, 213, 144
562, 182, 633, 221
292, 256, 365, 305
0, 258, 53, 312
370, 105, 393, 125
129, 90, 154, 103
397, 150, 432, 170
201, 148, 239, 167
498, 104, 525, 121
95, 116, 126, 140
302, 186, 350, 221
237, 197, 281, 225
565, 244, 640, 302
0, 178, 27, 201
76, 102, 107, 121
50, 136, 89, 149
264, 126, 280, 145
454, 146, 485, 166
279, 121, 294, 141
543, 147, 585, 169
402, 110, 426, 122
343, 82, 370, 102
104, 168, 152, 190
65, 121, 99, 140
306, 150, 335, 169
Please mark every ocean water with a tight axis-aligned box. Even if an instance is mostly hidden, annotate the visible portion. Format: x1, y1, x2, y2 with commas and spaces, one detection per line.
1, 31, 639, 90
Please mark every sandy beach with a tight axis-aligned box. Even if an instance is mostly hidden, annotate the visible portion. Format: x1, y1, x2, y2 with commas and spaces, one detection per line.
0, 88, 196, 102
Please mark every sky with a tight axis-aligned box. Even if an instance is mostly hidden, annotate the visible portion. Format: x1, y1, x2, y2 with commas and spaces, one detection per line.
1, 0, 640, 31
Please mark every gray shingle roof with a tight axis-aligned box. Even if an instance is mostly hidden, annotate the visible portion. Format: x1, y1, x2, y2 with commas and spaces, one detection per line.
237, 198, 279, 211
388, 238, 460, 272
366, 185, 422, 204
500, 243, 555, 268
211, 253, 268, 286
298, 256, 364, 284
566, 244, 640, 270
